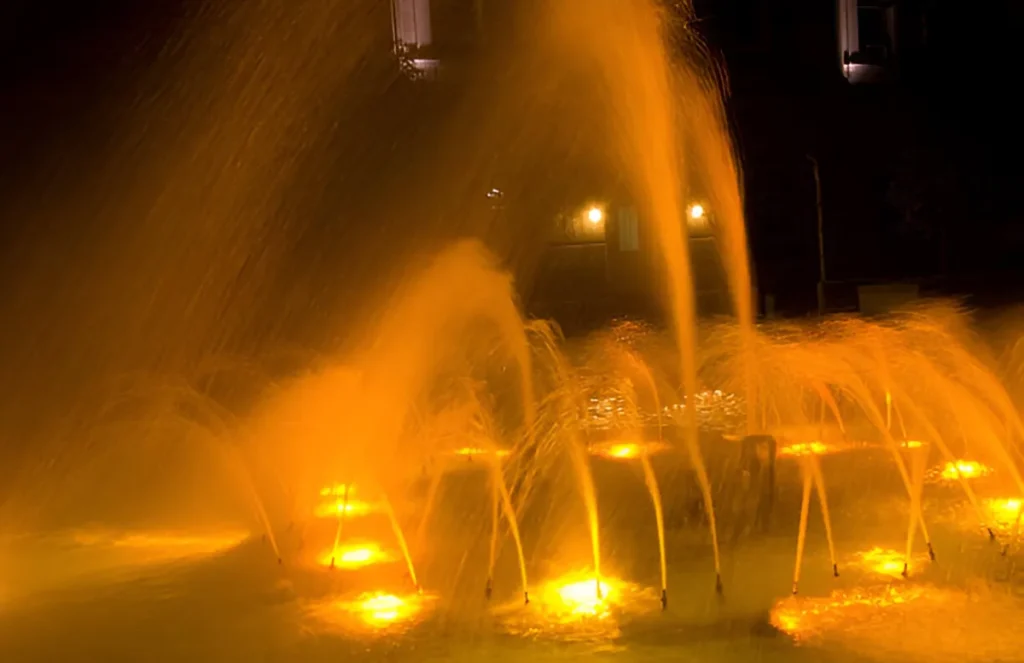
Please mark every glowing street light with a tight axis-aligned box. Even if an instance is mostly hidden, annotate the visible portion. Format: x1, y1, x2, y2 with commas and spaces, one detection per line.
587, 206, 604, 224
688, 203, 705, 221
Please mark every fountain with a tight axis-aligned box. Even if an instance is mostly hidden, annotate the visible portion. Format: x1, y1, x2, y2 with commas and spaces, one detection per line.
6, 1, 1024, 662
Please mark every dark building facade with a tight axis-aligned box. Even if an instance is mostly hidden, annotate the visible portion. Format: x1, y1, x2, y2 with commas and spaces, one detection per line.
388, 0, 1024, 318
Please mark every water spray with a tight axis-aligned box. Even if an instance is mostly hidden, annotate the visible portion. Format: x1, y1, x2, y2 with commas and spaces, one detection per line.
809, 453, 838, 579
329, 483, 350, 570
486, 470, 500, 601
792, 459, 813, 596
381, 492, 420, 591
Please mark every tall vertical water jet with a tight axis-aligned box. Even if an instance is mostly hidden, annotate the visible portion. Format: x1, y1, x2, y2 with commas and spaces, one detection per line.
568, 439, 603, 599
904, 443, 929, 574
486, 473, 500, 599
329, 483, 350, 569
543, 0, 733, 591
640, 452, 669, 609
414, 469, 444, 559
381, 493, 419, 590
809, 455, 838, 577
620, 347, 670, 606
531, 327, 603, 597
792, 457, 814, 594
489, 460, 530, 604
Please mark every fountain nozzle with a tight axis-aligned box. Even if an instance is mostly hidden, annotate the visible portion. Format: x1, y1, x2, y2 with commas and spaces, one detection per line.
927, 541, 936, 561
832, 563, 839, 578
595, 578, 603, 600
901, 562, 909, 579
660, 588, 668, 611
524, 591, 530, 605
791, 582, 798, 596
485, 579, 493, 600
329, 557, 335, 569
715, 573, 723, 595
988, 527, 997, 542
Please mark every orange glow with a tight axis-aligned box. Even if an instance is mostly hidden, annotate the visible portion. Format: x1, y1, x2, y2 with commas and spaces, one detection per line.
72, 529, 248, 556
555, 577, 617, 617
494, 570, 655, 642
853, 547, 921, 578
347, 591, 432, 629
452, 447, 511, 459
779, 441, 829, 457
591, 440, 670, 461
314, 499, 375, 519
532, 571, 636, 620
306, 591, 434, 634
771, 585, 933, 641
586, 206, 604, 224
319, 542, 391, 569
688, 203, 705, 220
940, 460, 992, 481
357, 593, 409, 624
985, 498, 1022, 528
902, 440, 924, 449
320, 483, 353, 497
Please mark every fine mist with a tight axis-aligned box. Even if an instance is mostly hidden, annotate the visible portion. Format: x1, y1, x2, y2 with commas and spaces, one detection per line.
0, 1, 389, 526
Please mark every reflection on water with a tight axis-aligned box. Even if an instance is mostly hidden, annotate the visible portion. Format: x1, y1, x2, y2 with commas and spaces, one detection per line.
316, 541, 392, 569
771, 582, 1024, 662
305, 590, 436, 636
495, 570, 656, 645
851, 547, 930, 579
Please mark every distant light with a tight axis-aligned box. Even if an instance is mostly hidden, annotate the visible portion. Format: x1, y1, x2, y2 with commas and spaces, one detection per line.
688, 204, 705, 221
587, 206, 604, 224
487, 188, 504, 199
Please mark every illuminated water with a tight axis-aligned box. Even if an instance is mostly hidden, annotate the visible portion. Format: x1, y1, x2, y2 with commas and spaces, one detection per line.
5, 1, 1024, 662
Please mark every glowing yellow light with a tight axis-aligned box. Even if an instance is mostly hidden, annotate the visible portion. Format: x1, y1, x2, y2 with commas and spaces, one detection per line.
854, 547, 910, 578
779, 441, 829, 457
314, 499, 374, 519
591, 440, 670, 461
556, 578, 615, 616
940, 460, 992, 481
609, 444, 639, 459
320, 483, 354, 497
985, 498, 1022, 528
494, 571, 652, 641
360, 593, 406, 623
587, 206, 604, 224
688, 203, 705, 220
319, 542, 391, 569
902, 440, 924, 449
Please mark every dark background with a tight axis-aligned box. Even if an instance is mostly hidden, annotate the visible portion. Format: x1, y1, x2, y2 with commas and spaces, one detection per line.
1, 0, 1022, 315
